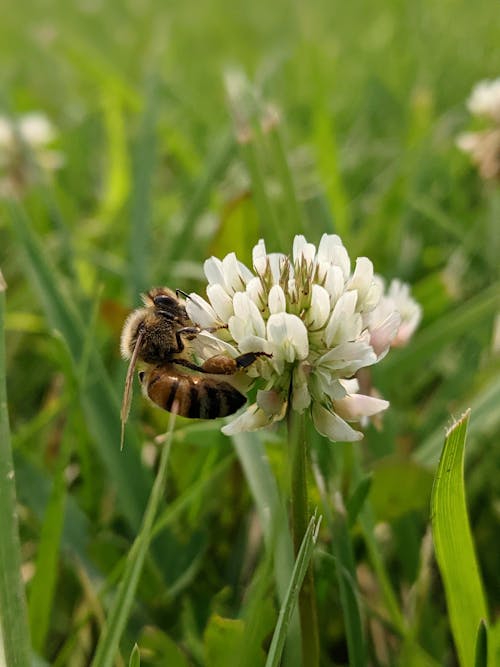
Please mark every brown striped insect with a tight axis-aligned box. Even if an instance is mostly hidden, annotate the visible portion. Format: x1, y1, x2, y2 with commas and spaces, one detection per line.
120, 287, 265, 446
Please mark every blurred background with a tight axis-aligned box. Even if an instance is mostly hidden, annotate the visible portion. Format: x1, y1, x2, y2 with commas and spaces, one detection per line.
1, 0, 499, 665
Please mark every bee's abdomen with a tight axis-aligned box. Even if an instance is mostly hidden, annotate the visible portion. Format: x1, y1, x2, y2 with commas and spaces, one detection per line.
144, 366, 246, 419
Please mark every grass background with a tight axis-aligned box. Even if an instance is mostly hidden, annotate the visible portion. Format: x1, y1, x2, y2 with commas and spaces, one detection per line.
1, 0, 500, 665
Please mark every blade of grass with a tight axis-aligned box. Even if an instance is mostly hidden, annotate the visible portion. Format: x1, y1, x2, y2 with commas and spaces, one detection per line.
267, 123, 304, 238
28, 409, 72, 654
128, 643, 141, 667
475, 620, 488, 667
91, 413, 176, 667
351, 451, 406, 635
100, 93, 131, 223
165, 132, 236, 271
0, 269, 32, 667
232, 432, 301, 667
265, 513, 321, 667
238, 136, 285, 249
288, 409, 319, 667
415, 374, 500, 467
431, 410, 489, 667
308, 47, 350, 239
6, 201, 152, 530
313, 464, 367, 667
128, 77, 157, 300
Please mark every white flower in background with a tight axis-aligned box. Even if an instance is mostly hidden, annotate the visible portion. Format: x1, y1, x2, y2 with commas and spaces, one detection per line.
466, 78, 500, 123
366, 277, 422, 353
457, 78, 500, 180
186, 234, 414, 442
0, 111, 62, 195
456, 129, 500, 181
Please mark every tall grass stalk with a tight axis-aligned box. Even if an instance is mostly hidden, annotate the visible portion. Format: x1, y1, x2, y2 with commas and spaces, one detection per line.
287, 410, 319, 667
0, 269, 32, 667
91, 411, 176, 667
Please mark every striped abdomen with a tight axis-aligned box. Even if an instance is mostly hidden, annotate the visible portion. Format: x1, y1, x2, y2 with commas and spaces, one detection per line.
141, 364, 246, 419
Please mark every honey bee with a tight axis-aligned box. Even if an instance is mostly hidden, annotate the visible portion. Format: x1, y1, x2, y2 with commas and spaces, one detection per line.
120, 287, 266, 445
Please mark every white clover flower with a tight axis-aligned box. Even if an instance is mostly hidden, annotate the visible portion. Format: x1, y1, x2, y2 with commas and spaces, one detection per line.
457, 78, 500, 181
466, 78, 500, 123
456, 129, 500, 181
365, 277, 422, 354
186, 235, 406, 442
0, 111, 62, 196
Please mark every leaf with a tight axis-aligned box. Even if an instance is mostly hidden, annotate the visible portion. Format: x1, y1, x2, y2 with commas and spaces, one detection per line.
204, 616, 247, 667
232, 432, 301, 667
265, 513, 321, 667
91, 415, 175, 667
475, 620, 488, 667
139, 627, 190, 667
431, 410, 489, 667
28, 420, 71, 654
6, 201, 152, 531
128, 643, 141, 667
0, 269, 32, 667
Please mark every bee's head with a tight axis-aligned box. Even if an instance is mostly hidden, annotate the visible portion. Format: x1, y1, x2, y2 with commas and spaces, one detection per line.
142, 287, 188, 322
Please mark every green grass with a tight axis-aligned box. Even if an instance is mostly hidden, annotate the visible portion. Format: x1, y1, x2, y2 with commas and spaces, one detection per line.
1, 0, 500, 664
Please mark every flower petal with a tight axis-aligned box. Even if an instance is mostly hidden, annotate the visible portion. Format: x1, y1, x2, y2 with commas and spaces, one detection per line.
291, 363, 311, 412
324, 291, 361, 346
206, 284, 234, 322
268, 284, 287, 314
322, 265, 345, 304
256, 389, 287, 417
186, 294, 220, 328
305, 284, 330, 329
222, 252, 253, 292
369, 310, 401, 358
311, 403, 363, 442
293, 235, 316, 267
222, 401, 284, 435
267, 312, 309, 362
252, 239, 268, 275
347, 257, 374, 310
317, 336, 377, 376
333, 394, 389, 421
317, 234, 351, 279
204, 256, 226, 287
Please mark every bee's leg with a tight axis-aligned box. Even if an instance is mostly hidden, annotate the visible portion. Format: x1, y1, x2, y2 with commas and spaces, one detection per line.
234, 351, 272, 368
171, 356, 241, 374
172, 351, 272, 375
201, 351, 271, 375
174, 326, 201, 353
171, 357, 206, 373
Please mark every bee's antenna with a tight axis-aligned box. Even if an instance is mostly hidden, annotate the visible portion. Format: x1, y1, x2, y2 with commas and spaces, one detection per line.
176, 289, 190, 300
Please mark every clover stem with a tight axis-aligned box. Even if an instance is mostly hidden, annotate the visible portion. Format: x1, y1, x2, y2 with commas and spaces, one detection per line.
288, 408, 319, 667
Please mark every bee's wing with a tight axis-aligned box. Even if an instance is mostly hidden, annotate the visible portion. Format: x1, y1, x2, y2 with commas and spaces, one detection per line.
120, 330, 144, 450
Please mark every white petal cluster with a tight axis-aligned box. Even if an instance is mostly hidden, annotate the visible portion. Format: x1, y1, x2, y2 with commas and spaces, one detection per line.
366, 277, 422, 354
467, 78, 500, 123
186, 235, 415, 442
457, 78, 500, 180
0, 112, 62, 195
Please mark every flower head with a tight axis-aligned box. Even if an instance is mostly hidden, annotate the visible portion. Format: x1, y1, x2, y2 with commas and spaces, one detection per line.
186, 235, 414, 442
457, 78, 500, 180
466, 78, 500, 123
0, 111, 62, 196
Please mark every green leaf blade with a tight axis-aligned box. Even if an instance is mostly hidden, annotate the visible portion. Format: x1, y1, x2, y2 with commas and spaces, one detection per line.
431, 410, 489, 667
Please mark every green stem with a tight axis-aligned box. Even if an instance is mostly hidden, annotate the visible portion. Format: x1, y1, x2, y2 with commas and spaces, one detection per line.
288, 410, 319, 667
0, 270, 32, 666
